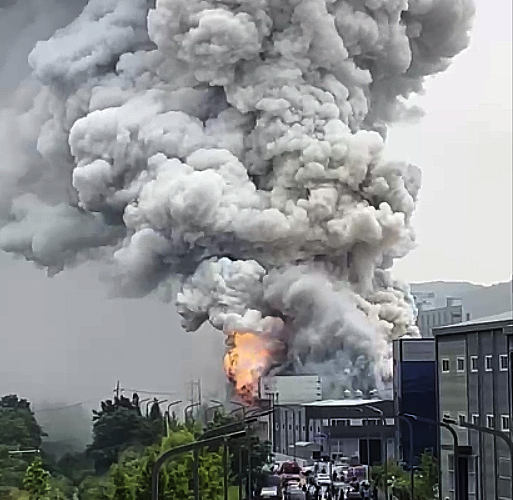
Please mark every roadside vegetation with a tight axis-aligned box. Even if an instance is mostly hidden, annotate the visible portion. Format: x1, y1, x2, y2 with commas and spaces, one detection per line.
0, 393, 270, 500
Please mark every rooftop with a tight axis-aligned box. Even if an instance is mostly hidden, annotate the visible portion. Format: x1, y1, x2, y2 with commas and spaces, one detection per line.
302, 398, 388, 407
433, 310, 513, 336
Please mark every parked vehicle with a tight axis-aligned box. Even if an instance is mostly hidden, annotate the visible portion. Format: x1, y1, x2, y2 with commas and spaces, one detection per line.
258, 486, 281, 499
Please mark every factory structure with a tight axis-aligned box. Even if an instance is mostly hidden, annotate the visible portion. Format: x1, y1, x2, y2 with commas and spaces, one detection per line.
255, 310, 513, 500
434, 311, 513, 500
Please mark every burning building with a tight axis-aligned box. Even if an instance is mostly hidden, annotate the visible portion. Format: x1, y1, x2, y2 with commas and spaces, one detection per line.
0, 0, 474, 402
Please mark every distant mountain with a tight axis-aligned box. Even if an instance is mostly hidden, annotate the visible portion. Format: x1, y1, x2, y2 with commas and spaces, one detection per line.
411, 279, 512, 320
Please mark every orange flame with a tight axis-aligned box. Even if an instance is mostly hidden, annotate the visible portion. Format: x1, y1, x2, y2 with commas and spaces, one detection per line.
224, 331, 271, 404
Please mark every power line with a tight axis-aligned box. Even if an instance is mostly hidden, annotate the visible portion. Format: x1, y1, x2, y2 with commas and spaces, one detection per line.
33, 397, 109, 413
120, 388, 179, 396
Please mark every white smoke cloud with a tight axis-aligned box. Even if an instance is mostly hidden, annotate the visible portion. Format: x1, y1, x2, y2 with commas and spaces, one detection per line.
0, 0, 474, 395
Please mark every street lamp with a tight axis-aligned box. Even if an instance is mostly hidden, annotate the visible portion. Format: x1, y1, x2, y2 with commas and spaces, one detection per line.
397, 415, 415, 500
206, 399, 225, 423
354, 408, 371, 471
164, 400, 182, 435
184, 402, 201, 423
147, 398, 168, 418
137, 398, 150, 415
365, 405, 389, 500
443, 416, 513, 500
403, 413, 461, 500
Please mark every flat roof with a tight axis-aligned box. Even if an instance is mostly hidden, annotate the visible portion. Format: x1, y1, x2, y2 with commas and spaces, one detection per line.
302, 398, 388, 407
433, 310, 513, 336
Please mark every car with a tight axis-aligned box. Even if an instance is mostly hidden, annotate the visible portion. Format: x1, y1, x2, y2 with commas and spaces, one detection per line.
315, 473, 331, 485
284, 483, 306, 500
279, 461, 302, 475
258, 486, 281, 499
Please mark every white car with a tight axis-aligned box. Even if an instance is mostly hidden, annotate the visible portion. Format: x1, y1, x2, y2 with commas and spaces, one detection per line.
259, 486, 280, 499
315, 473, 331, 485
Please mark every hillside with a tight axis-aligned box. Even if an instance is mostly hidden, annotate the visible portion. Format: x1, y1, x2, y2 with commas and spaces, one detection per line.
411, 279, 512, 320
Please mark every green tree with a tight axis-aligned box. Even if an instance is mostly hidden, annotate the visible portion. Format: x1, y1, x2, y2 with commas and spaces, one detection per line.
134, 446, 168, 500
201, 411, 271, 493
198, 446, 224, 500
414, 452, 438, 500
77, 475, 110, 500
110, 465, 133, 500
57, 452, 95, 486
372, 452, 439, 500
23, 457, 51, 500
88, 396, 162, 474
161, 429, 195, 500
0, 395, 45, 450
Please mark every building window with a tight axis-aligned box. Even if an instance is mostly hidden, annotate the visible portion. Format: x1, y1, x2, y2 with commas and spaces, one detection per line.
448, 453, 454, 472
470, 356, 478, 372
500, 354, 508, 371
487, 415, 494, 428
442, 359, 450, 373
485, 355, 493, 371
472, 414, 479, 425
331, 419, 350, 427
457, 357, 465, 372
458, 414, 466, 425
502, 415, 510, 432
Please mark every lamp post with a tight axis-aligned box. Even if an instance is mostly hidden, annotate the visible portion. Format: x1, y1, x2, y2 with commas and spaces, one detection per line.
147, 398, 167, 418
184, 402, 201, 423
403, 413, 460, 500
397, 415, 414, 500
443, 416, 513, 500
366, 405, 389, 500
206, 399, 224, 424
138, 398, 150, 415
355, 408, 371, 472
164, 400, 182, 435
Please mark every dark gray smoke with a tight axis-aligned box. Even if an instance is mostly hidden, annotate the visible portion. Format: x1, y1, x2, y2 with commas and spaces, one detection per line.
0, 0, 474, 395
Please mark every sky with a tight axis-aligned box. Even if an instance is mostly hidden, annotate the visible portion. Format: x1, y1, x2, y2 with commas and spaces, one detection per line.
0, 0, 511, 411
387, 0, 512, 285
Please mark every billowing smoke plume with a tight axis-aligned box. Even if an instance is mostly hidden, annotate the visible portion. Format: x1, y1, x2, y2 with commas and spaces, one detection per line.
0, 0, 474, 397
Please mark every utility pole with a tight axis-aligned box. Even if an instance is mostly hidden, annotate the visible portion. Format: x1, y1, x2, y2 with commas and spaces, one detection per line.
188, 379, 202, 423
188, 380, 202, 405
114, 380, 120, 399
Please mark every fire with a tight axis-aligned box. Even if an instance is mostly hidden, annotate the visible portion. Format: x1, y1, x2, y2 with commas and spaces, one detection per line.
223, 331, 271, 404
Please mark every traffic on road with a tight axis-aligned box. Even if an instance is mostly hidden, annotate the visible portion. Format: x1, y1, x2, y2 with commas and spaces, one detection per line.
256, 460, 378, 500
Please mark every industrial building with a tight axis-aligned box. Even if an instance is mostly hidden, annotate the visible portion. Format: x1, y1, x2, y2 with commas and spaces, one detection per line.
434, 311, 513, 500
271, 399, 395, 466
417, 297, 470, 337
260, 375, 395, 465
259, 374, 322, 405
393, 338, 439, 462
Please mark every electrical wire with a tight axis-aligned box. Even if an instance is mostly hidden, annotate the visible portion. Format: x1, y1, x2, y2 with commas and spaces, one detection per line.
120, 388, 178, 396
32, 396, 110, 413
